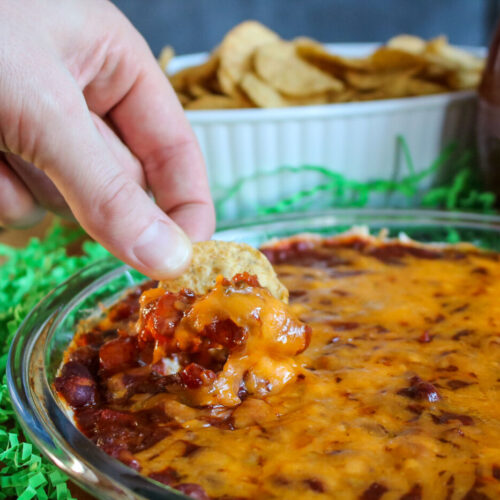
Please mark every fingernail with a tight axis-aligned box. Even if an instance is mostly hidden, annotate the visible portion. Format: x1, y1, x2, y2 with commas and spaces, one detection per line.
133, 220, 192, 278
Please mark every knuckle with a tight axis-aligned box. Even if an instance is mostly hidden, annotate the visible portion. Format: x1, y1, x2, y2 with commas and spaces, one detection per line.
96, 173, 140, 224
48, 87, 84, 121
142, 133, 198, 176
0, 95, 35, 157
1, 84, 84, 167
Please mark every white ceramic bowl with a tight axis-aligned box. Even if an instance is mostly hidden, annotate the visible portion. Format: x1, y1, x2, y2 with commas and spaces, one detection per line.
169, 43, 484, 220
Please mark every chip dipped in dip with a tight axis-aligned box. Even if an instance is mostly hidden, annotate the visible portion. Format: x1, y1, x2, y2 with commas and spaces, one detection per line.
137, 272, 310, 407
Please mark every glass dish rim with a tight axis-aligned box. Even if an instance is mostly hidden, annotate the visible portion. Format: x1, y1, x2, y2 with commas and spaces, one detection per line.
7, 208, 500, 499
216, 207, 500, 232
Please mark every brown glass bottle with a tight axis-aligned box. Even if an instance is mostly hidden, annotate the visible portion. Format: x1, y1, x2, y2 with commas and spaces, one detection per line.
478, 19, 500, 201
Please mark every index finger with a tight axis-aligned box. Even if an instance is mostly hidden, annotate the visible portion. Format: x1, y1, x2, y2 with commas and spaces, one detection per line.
112, 69, 215, 242
83, 19, 215, 242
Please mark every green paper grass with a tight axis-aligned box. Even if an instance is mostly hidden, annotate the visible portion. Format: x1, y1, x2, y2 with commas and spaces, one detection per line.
0, 224, 105, 500
0, 137, 497, 498
214, 136, 496, 219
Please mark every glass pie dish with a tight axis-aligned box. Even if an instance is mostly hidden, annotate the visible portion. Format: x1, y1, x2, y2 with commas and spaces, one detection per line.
7, 208, 500, 500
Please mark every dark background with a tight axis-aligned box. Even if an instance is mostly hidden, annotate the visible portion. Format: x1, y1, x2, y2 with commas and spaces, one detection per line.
111, 0, 500, 56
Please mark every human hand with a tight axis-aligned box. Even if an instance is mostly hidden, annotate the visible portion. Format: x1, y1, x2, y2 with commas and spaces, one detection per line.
0, 0, 215, 279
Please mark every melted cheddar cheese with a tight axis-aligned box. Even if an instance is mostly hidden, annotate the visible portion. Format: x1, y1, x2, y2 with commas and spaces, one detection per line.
57, 236, 500, 500
136, 274, 310, 407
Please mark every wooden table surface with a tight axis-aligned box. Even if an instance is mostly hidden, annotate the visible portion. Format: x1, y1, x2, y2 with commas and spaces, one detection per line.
0, 214, 54, 246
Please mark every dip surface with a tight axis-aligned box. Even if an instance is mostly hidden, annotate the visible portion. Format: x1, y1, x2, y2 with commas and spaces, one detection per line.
56, 235, 500, 499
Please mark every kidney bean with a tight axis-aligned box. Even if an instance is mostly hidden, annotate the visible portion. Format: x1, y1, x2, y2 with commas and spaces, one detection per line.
397, 376, 440, 403
99, 337, 138, 375
55, 361, 97, 408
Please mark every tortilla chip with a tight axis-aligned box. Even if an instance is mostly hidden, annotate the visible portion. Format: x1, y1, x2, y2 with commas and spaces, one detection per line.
185, 94, 251, 110
355, 75, 446, 100
405, 77, 447, 95
425, 36, 484, 72
188, 83, 212, 98
376, 76, 411, 99
176, 92, 191, 106
386, 34, 426, 54
446, 69, 482, 90
160, 241, 289, 302
370, 47, 425, 72
295, 39, 370, 75
240, 72, 288, 108
286, 92, 331, 106
158, 45, 175, 72
328, 88, 357, 103
165, 23, 484, 109
254, 41, 344, 96
419, 62, 453, 83
169, 66, 192, 92
355, 90, 388, 101
345, 68, 418, 91
170, 54, 220, 95
217, 21, 280, 97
